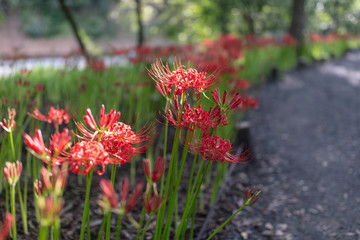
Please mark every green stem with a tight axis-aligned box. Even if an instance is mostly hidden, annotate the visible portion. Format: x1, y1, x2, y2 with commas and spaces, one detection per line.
154, 102, 169, 240
24, 153, 31, 213
39, 225, 49, 240
140, 213, 153, 240
189, 202, 196, 240
135, 208, 146, 240
10, 185, 17, 240
9, 131, 16, 161
51, 225, 54, 240
79, 168, 94, 240
185, 155, 197, 204
158, 126, 181, 239
54, 217, 61, 240
114, 212, 125, 240
206, 203, 247, 240
5, 182, 9, 213
17, 182, 28, 233
97, 214, 108, 240
184, 159, 203, 209
105, 164, 117, 240
170, 130, 194, 235
176, 161, 211, 240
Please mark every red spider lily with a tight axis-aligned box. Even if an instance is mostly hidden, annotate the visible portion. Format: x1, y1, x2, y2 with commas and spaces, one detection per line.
190, 134, 248, 164
240, 96, 258, 112
35, 83, 46, 92
23, 128, 46, 156
182, 105, 225, 132
231, 79, 251, 92
20, 68, 32, 76
88, 59, 106, 71
188, 34, 242, 77
38, 165, 68, 195
211, 89, 258, 112
0, 108, 16, 132
124, 180, 144, 213
3, 161, 22, 186
82, 105, 121, 132
152, 156, 166, 182
34, 179, 45, 196
154, 81, 172, 98
15, 78, 30, 86
142, 158, 151, 179
207, 106, 229, 128
143, 194, 164, 214
37, 195, 64, 226
283, 33, 297, 46
99, 179, 119, 209
101, 122, 154, 164
244, 187, 261, 205
111, 47, 128, 56
167, 101, 227, 132
0, 213, 13, 240
48, 129, 72, 159
142, 156, 166, 182
23, 128, 71, 164
65, 141, 112, 175
149, 59, 218, 96
121, 177, 129, 203
28, 106, 70, 128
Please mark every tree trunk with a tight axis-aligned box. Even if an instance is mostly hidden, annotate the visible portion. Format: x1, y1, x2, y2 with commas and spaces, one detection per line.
243, 11, 255, 34
135, 0, 144, 47
58, 0, 90, 64
289, 0, 306, 57
217, 0, 230, 34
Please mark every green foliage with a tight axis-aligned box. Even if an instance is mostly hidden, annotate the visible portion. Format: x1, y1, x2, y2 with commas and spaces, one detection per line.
78, 16, 106, 39
21, 14, 62, 37
306, 0, 360, 33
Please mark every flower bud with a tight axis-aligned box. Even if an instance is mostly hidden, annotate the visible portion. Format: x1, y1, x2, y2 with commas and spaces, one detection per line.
84, 108, 96, 130
125, 180, 144, 213
152, 156, 166, 182
121, 177, 129, 203
0, 213, 13, 240
34, 179, 45, 196
143, 194, 164, 214
3, 161, 22, 186
244, 187, 261, 205
142, 158, 151, 179
37, 195, 64, 226
0, 108, 16, 132
99, 179, 118, 209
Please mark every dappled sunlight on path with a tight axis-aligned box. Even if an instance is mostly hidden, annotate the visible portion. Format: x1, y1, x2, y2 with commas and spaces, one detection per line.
224, 49, 360, 240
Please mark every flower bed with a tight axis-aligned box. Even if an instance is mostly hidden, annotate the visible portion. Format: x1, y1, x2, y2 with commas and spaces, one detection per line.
0, 32, 359, 239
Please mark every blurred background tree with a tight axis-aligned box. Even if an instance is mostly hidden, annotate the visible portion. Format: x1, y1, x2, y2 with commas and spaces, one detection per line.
0, 0, 359, 48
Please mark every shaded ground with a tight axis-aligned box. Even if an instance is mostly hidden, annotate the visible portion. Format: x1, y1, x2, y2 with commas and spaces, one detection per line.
201, 50, 360, 239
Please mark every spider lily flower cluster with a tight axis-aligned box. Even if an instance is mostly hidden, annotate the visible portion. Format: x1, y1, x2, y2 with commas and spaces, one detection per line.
22, 104, 154, 239
0, 108, 16, 132
28, 106, 70, 129
1, 59, 260, 240
3, 161, 22, 240
147, 58, 259, 240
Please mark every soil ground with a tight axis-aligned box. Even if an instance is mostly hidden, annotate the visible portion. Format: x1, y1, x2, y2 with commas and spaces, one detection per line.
201, 50, 360, 240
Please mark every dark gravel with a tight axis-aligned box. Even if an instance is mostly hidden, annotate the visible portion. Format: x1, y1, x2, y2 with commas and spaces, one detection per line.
201, 50, 360, 240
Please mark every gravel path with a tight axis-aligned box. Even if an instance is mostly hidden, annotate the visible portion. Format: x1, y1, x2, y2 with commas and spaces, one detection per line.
202, 50, 360, 240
